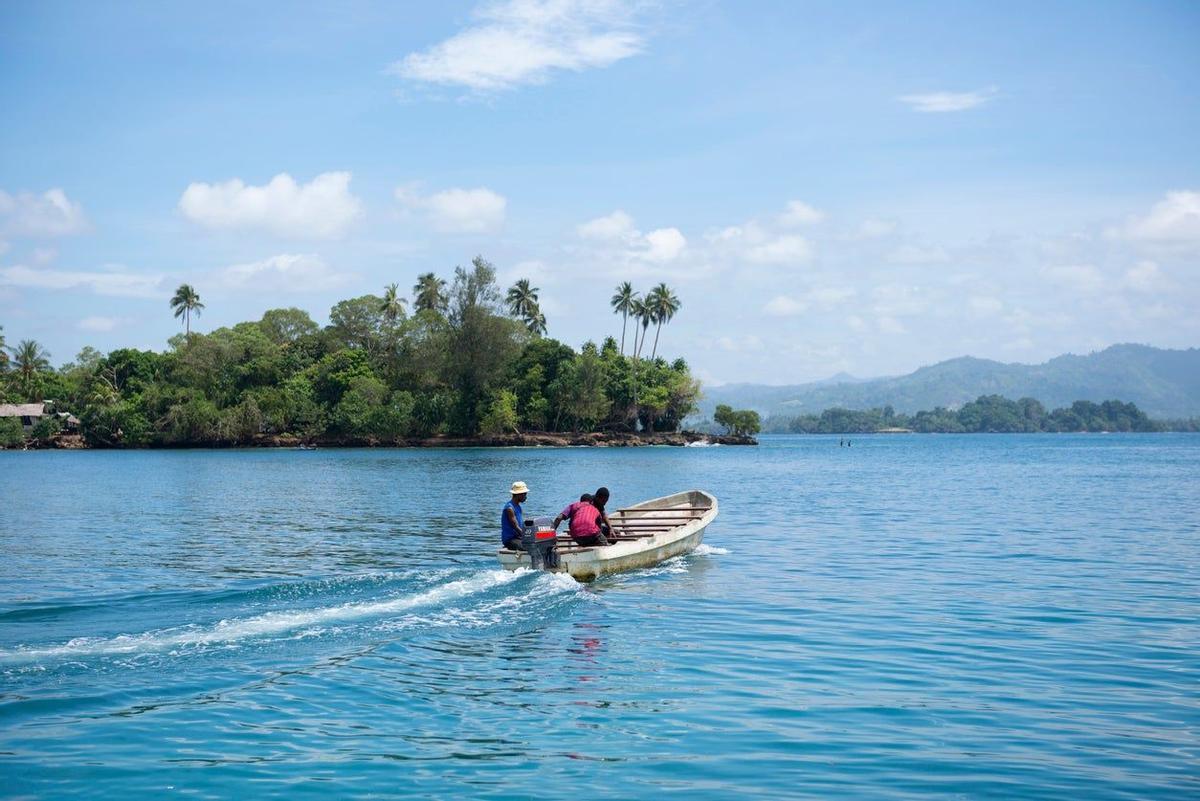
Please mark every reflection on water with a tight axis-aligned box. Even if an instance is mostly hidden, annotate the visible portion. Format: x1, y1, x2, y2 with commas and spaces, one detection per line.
1, 437, 1198, 799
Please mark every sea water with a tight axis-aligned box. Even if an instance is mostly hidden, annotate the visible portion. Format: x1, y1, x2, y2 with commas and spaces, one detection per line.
1, 435, 1197, 799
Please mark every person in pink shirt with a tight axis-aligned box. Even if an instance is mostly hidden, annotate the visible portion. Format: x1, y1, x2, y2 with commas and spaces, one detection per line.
553, 492, 611, 546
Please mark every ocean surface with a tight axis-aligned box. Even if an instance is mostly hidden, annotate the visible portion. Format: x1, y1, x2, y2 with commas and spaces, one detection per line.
1, 435, 1197, 799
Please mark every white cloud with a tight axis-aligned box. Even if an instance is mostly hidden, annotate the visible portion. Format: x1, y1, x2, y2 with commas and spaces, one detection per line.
179, 172, 362, 239
877, 316, 907, 334
1123, 260, 1163, 292
390, 0, 645, 92
578, 209, 637, 240
643, 227, 686, 262
1120, 190, 1200, 245
706, 203, 819, 266
778, 200, 824, 227
764, 295, 807, 316
746, 234, 812, 264
576, 211, 686, 263
396, 185, 507, 233
1043, 264, 1104, 293
217, 254, 350, 292
762, 287, 853, 317
898, 87, 997, 112
0, 264, 163, 298
0, 188, 89, 237
78, 316, 125, 332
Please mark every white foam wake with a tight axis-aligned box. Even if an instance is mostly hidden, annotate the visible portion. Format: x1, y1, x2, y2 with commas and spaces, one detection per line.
0, 570, 526, 662
694, 544, 729, 556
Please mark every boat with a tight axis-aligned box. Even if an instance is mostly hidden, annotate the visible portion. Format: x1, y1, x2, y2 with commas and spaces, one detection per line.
496, 489, 718, 581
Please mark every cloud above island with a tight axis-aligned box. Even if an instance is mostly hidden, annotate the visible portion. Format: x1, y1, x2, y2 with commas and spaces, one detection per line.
1117, 190, 1200, 247
215, 253, 352, 292
898, 87, 997, 112
395, 184, 508, 234
0, 264, 163, 298
179, 172, 363, 239
0, 188, 89, 237
390, 0, 647, 92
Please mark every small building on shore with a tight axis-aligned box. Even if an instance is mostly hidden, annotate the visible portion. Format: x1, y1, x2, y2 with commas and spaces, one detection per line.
0, 402, 80, 434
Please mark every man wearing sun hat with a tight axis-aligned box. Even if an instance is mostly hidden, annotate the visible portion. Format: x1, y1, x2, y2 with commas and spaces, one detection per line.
501, 480, 529, 551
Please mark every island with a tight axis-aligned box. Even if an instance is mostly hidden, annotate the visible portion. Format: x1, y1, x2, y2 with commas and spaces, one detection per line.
0, 259, 759, 450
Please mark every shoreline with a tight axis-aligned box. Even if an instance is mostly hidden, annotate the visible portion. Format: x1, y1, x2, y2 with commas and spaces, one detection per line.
7, 430, 759, 451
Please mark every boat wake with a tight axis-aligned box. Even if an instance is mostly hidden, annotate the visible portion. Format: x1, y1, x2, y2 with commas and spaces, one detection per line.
0, 568, 584, 666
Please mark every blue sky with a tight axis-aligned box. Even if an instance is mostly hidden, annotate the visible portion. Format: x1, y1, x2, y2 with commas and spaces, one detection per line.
2, 0, 1198, 385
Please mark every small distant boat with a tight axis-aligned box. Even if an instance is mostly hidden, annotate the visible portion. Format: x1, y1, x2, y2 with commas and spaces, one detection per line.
497, 489, 718, 581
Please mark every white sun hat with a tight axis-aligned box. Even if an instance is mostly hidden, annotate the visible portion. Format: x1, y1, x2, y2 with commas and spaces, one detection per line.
510, 481, 529, 494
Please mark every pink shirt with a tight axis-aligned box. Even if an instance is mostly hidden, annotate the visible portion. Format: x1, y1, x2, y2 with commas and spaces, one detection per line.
561, 501, 601, 537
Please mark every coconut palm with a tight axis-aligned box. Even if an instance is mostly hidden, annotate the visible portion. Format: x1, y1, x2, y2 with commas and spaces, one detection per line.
0, 326, 8, 371
524, 306, 547, 336
11, 339, 50, 399
610, 282, 637, 356
169, 284, 205, 335
648, 282, 681, 360
380, 283, 407, 322
505, 279, 540, 322
631, 297, 655, 359
412, 272, 448, 314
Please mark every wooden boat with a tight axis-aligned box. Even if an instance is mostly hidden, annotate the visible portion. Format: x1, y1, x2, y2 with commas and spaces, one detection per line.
496, 489, 718, 581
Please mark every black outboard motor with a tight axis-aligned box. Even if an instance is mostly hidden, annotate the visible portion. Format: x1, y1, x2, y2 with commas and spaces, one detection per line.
521, 516, 559, 569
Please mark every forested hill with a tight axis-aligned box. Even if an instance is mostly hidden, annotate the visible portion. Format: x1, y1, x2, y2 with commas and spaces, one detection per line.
700, 344, 1200, 420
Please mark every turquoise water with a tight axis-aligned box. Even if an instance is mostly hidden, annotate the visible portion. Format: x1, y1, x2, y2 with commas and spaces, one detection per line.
1, 435, 1197, 799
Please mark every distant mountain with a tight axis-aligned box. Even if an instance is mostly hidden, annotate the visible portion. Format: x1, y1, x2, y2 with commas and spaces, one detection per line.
698, 344, 1200, 420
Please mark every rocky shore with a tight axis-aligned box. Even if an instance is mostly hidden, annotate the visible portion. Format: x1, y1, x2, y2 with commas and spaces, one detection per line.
12, 431, 757, 450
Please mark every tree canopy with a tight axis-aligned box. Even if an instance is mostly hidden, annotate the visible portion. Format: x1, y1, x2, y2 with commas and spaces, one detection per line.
765, 394, 1168, 434
1, 257, 701, 446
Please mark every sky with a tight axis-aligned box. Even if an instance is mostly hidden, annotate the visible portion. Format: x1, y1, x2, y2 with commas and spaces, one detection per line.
1, 0, 1198, 386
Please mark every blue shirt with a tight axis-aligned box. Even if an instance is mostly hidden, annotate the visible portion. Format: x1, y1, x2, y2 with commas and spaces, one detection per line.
501, 500, 523, 546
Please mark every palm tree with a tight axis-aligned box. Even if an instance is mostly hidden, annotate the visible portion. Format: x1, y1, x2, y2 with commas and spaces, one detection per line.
524, 306, 547, 336
11, 339, 50, 400
610, 282, 637, 356
380, 283, 407, 322
0, 326, 8, 371
413, 272, 448, 314
648, 282, 681, 360
631, 297, 654, 359
169, 284, 205, 335
505, 279, 539, 321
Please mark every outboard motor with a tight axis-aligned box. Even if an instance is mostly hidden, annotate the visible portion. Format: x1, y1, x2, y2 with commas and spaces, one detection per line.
521, 516, 559, 569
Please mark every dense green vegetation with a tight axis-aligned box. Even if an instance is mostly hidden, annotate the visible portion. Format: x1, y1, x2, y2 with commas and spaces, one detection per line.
713, 404, 761, 437
0, 258, 700, 446
765, 394, 1187, 433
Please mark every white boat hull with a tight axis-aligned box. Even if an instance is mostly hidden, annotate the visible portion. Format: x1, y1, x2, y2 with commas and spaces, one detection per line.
496, 489, 718, 581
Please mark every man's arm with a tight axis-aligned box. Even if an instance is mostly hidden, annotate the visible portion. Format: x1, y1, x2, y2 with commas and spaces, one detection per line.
506, 507, 521, 532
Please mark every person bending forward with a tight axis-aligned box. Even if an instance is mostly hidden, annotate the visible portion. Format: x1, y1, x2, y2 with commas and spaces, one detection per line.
556, 494, 610, 547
